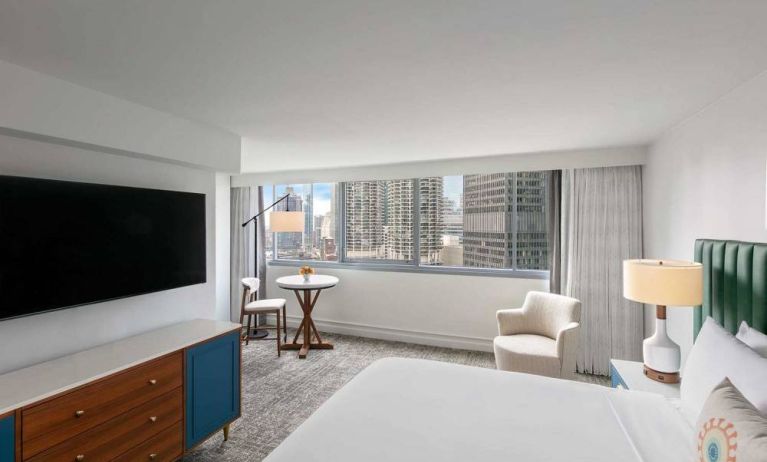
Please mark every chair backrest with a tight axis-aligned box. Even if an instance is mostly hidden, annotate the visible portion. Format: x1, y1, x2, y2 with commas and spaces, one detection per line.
241, 277, 259, 296
522, 291, 581, 339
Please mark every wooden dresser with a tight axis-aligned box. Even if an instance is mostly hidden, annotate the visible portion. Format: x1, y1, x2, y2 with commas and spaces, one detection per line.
0, 319, 241, 462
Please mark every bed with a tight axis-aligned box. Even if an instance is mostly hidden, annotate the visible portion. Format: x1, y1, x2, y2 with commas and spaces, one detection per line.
265, 358, 693, 461
264, 239, 767, 462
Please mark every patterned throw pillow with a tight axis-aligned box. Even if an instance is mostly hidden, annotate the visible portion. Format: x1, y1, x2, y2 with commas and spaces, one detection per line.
696, 378, 767, 462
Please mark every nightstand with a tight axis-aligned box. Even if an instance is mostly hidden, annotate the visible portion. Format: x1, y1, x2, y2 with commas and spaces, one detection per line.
609, 359, 680, 399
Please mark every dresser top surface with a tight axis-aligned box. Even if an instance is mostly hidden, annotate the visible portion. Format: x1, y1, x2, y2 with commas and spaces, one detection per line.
0, 319, 240, 415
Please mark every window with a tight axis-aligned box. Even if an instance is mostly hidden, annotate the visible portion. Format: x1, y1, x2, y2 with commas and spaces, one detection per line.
270, 183, 338, 261
268, 171, 550, 275
344, 180, 414, 262
422, 172, 550, 270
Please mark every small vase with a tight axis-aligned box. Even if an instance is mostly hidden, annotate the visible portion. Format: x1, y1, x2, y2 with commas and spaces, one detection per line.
303, 273, 311, 282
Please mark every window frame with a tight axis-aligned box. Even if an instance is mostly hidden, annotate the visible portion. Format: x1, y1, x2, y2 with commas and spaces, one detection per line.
267, 178, 550, 280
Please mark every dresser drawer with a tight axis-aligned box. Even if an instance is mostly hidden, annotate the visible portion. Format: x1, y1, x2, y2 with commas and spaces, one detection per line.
26, 388, 182, 462
23, 352, 182, 458
113, 424, 182, 462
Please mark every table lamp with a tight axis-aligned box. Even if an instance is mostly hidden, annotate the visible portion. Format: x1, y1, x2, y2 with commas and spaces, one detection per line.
623, 259, 703, 383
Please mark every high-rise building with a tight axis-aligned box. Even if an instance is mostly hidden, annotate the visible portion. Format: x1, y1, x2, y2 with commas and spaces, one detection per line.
320, 184, 337, 241
383, 179, 444, 263
345, 179, 443, 262
313, 215, 324, 251
383, 180, 414, 261
417, 178, 444, 264
302, 185, 313, 253
514, 172, 549, 270
344, 181, 385, 259
462, 172, 548, 269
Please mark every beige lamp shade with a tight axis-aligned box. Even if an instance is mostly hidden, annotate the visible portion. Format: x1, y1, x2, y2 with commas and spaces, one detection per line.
623, 259, 703, 306
269, 211, 304, 232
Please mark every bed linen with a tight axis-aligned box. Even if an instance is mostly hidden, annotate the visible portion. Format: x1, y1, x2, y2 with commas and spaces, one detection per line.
264, 358, 693, 462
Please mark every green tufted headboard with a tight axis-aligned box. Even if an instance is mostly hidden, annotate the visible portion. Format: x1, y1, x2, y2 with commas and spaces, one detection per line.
694, 239, 767, 339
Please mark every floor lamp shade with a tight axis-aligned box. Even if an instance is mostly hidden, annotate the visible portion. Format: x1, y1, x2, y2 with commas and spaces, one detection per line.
269, 211, 304, 232
622, 259, 703, 383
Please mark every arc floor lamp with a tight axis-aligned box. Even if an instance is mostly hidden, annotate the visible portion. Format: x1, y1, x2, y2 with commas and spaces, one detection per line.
242, 192, 304, 337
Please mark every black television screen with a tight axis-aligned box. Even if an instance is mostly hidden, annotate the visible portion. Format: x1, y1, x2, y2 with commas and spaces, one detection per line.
0, 175, 206, 321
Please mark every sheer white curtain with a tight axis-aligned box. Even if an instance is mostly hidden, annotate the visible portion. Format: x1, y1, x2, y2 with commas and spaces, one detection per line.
561, 166, 644, 375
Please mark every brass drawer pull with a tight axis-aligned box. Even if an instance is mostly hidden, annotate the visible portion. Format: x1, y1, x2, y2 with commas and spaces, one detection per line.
148, 416, 157, 423
149, 454, 157, 460
74, 410, 85, 418
75, 455, 85, 461
148, 379, 157, 385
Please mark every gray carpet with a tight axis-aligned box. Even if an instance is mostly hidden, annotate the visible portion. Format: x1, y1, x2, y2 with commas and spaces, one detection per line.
183, 329, 608, 462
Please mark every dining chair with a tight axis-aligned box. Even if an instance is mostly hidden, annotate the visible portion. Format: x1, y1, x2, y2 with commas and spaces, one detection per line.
239, 277, 288, 356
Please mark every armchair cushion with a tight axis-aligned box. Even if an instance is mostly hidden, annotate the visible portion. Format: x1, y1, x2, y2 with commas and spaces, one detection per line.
493, 334, 561, 378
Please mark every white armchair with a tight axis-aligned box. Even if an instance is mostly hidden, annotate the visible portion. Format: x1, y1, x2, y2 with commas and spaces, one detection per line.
494, 291, 582, 379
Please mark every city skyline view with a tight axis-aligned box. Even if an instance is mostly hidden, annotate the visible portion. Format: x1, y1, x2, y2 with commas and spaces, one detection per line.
262, 171, 550, 270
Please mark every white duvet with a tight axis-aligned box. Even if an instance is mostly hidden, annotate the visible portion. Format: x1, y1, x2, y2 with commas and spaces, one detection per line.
265, 358, 694, 462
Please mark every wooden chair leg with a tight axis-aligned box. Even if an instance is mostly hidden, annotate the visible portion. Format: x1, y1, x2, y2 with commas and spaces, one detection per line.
276, 311, 281, 357
245, 314, 252, 346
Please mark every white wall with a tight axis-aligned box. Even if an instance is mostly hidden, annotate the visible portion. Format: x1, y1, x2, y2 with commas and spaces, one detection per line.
0, 133, 227, 374
266, 265, 547, 351
643, 70, 767, 365
0, 59, 241, 172
215, 173, 231, 321
236, 145, 646, 186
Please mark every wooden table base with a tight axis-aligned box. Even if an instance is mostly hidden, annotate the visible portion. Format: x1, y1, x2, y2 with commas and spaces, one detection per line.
280, 288, 334, 358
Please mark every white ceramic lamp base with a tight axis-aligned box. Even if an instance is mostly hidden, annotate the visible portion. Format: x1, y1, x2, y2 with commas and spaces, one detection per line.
642, 306, 681, 383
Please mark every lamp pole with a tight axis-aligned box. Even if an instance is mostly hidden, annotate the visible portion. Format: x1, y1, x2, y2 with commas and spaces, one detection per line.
241, 193, 291, 339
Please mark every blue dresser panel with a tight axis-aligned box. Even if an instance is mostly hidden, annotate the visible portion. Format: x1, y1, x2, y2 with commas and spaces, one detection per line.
0, 414, 13, 462
185, 330, 241, 449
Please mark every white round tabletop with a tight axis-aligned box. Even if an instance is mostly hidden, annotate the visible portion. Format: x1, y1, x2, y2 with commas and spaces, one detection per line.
276, 274, 339, 290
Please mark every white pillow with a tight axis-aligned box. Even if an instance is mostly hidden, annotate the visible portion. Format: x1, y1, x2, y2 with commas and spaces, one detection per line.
681, 317, 767, 418
736, 320, 767, 357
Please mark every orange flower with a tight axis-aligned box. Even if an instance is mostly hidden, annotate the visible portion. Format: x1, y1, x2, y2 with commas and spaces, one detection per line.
298, 265, 315, 276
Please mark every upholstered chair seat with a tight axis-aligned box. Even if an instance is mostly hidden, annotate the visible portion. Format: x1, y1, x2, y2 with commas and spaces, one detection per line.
493, 334, 561, 378
493, 291, 582, 379
245, 298, 287, 312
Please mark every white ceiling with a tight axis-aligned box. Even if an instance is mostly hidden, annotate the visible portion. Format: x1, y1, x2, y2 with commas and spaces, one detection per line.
2, 1, 767, 173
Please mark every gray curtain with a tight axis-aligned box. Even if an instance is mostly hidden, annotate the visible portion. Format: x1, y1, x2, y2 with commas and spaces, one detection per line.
561, 166, 644, 375
230, 187, 255, 322
257, 186, 267, 299
547, 170, 562, 294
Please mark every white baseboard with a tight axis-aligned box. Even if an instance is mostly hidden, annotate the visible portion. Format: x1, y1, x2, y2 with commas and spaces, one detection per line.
283, 316, 494, 353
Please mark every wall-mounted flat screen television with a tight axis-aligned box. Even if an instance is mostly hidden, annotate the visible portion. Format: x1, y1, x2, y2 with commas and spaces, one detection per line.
0, 175, 206, 321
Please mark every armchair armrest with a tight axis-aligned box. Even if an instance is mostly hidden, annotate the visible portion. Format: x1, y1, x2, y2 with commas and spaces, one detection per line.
496, 308, 527, 336
556, 321, 580, 379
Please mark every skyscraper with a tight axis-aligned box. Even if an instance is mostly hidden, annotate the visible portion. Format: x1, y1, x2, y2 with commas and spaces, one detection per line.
302, 184, 313, 254
383, 180, 414, 261
345, 179, 444, 262
417, 177, 444, 264
382, 179, 444, 263
344, 181, 384, 259
514, 172, 549, 270
462, 172, 548, 269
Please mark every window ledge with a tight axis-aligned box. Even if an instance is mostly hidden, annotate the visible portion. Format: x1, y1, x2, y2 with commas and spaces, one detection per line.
267, 259, 549, 280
